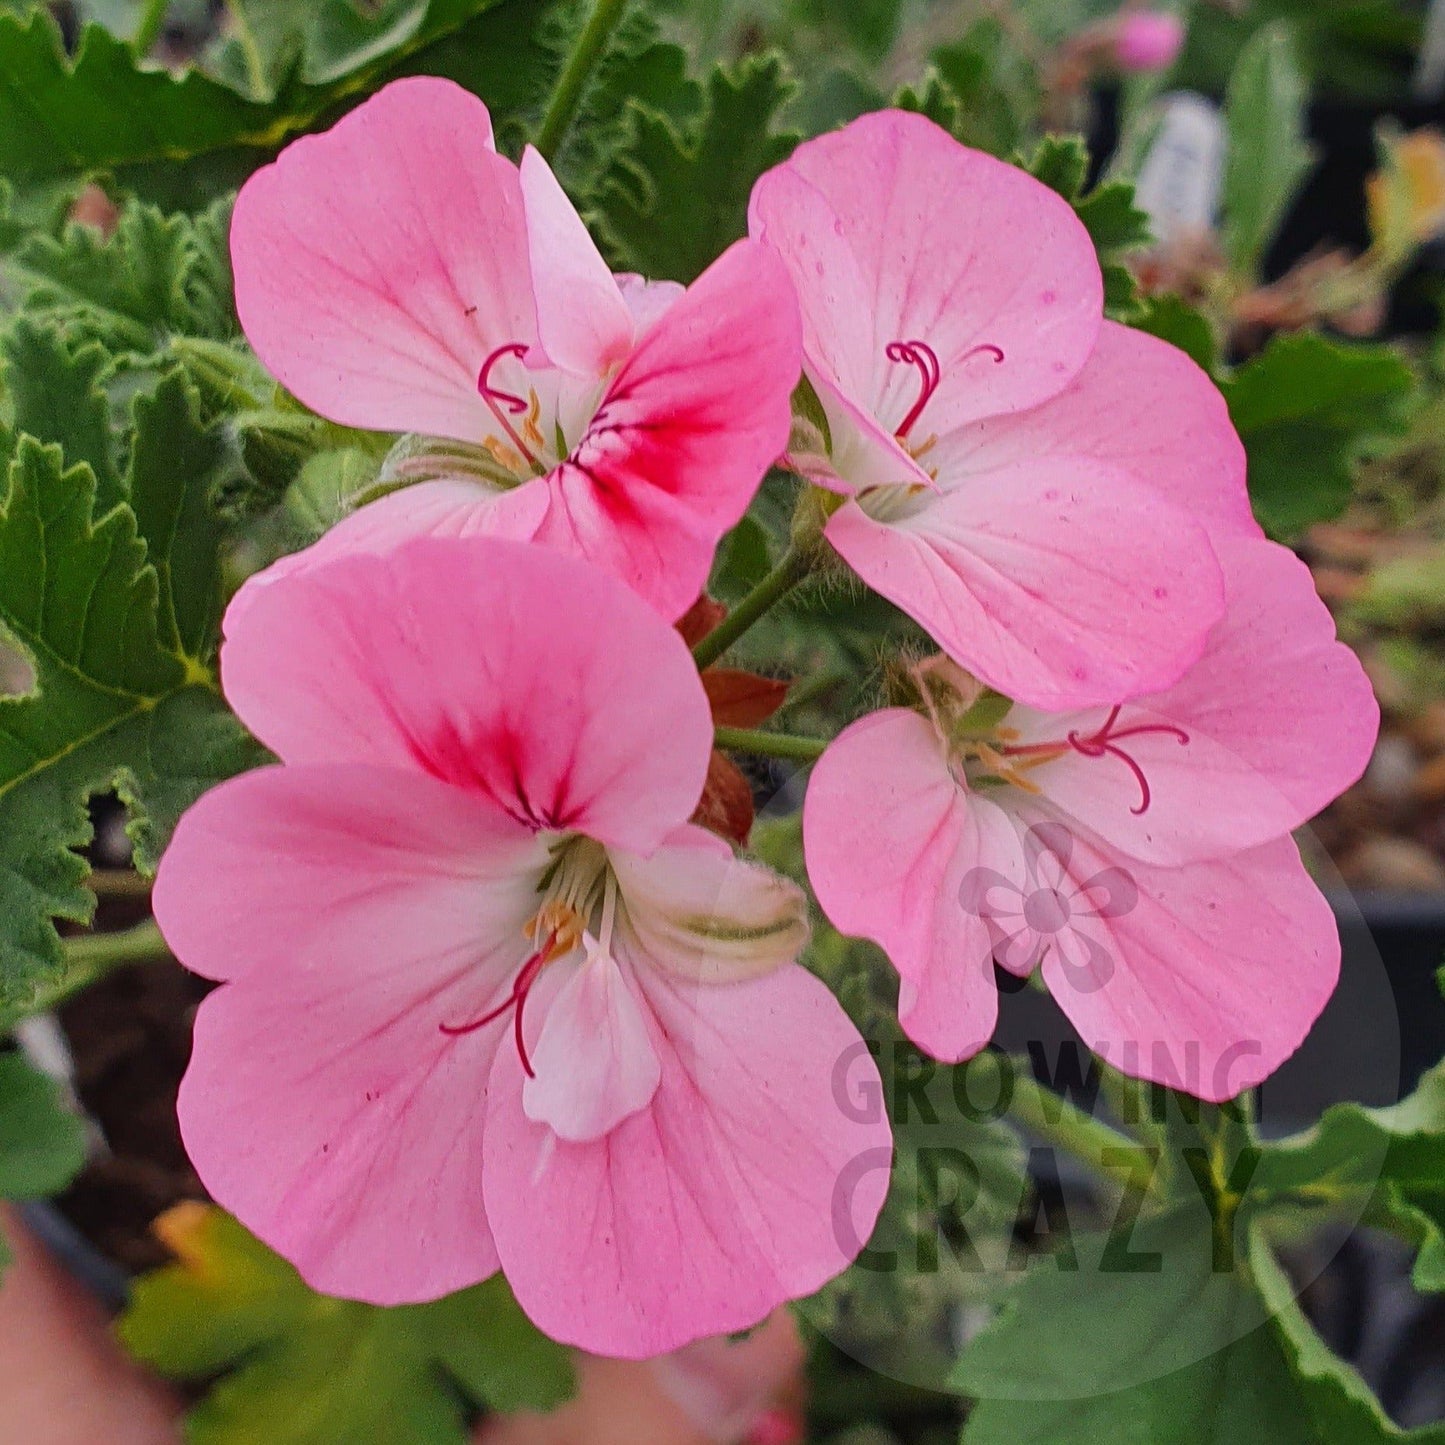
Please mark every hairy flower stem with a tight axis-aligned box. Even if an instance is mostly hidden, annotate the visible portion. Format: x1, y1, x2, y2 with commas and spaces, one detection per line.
0, 919, 172, 1033
534, 0, 631, 162
714, 727, 827, 763
692, 544, 813, 670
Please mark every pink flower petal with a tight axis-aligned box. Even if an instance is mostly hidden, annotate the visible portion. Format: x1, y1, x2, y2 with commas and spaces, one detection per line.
1023, 809, 1340, 1101
521, 948, 662, 1142
804, 710, 1026, 1061
223, 479, 551, 632
484, 963, 892, 1357
825, 468, 1226, 710
231, 77, 535, 444
749, 110, 1102, 435
519, 146, 635, 376
617, 273, 685, 333
1001, 535, 1379, 863
525, 239, 801, 620
171, 765, 549, 1304
221, 536, 712, 855
931, 321, 1259, 541
154, 762, 547, 983
610, 825, 810, 985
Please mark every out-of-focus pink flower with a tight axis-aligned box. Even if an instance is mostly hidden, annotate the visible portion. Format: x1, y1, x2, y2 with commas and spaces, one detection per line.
230, 77, 801, 621
1112, 11, 1186, 73
155, 537, 889, 1357
803, 534, 1378, 1099
749, 110, 1238, 710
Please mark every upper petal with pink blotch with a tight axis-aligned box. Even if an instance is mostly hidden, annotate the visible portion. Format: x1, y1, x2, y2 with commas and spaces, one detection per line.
220, 537, 712, 855
804, 709, 1026, 1061
231, 78, 534, 444
483, 960, 892, 1357
169, 764, 546, 1303
1000, 534, 1379, 864
825, 469, 1226, 710
521, 239, 801, 620
749, 109, 1102, 434
154, 762, 549, 984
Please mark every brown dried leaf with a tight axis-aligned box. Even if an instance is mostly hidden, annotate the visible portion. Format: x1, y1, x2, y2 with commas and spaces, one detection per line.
692, 751, 754, 847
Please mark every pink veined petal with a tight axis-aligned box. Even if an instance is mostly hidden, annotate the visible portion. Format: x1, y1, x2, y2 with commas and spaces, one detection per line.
483, 962, 892, 1358
170, 767, 548, 1304
232, 78, 536, 445
930, 321, 1259, 540
154, 763, 549, 984
804, 710, 1027, 1062
523, 239, 802, 620
609, 824, 810, 985
1015, 805, 1341, 1101
521, 947, 663, 1142
749, 110, 1102, 435
519, 146, 635, 376
1001, 535, 1379, 864
826, 467, 1226, 710
220, 536, 712, 855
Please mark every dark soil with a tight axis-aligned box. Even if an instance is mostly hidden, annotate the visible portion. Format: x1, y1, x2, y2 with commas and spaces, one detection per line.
53, 955, 212, 1275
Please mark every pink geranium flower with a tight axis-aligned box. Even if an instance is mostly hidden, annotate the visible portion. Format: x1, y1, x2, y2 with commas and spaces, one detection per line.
1112, 11, 1186, 73
230, 77, 801, 620
803, 533, 1378, 1099
748, 110, 1239, 709
154, 537, 889, 1356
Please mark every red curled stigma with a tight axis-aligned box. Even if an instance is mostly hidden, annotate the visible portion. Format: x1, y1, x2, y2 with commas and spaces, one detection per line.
885, 339, 1004, 439
439, 930, 557, 1078
477, 342, 542, 470
1003, 706, 1190, 816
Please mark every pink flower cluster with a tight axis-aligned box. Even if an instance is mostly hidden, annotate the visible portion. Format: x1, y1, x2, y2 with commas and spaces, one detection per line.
155, 80, 1378, 1355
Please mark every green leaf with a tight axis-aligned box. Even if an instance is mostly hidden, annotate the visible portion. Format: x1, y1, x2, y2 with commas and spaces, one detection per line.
593, 55, 798, 283
954, 1206, 1445, 1443
1253, 1054, 1445, 1294
0, 415, 262, 1007
1023, 136, 1151, 321
1024, 135, 1090, 202
1132, 294, 1220, 375
1223, 331, 1416, 537
1248, 1232, 1445, 1442
0, 2, 509, 190
891, 70, 960, 136
1221, 24, 1316, 278
128, 372, 232, 659
3, 198, 238, 358
1, 318, 121, 509
1074, 183, 1152, 257
793, 0, 905, 62
0, 1052, 86, 1200
931, 20, 1040, 158
119, 1206, 575, 1443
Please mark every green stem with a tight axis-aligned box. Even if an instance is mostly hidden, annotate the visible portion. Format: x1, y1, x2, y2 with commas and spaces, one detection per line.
973, 1052, 1156, 1185
533, 0, 630, 162
132, 0, 170, 55
0, 920, 171, 1033
692, 545, 812, 670
714, 726, 827, 763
